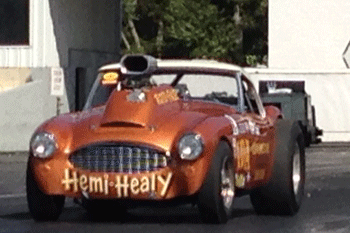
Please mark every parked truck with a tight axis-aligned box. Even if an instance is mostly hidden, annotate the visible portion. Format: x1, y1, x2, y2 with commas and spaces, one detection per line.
259, 80, 323, 147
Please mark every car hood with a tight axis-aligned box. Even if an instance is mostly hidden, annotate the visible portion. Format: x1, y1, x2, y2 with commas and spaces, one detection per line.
40, 86, 236, 152
99, 85, 184, 128
98, 85, 236, 130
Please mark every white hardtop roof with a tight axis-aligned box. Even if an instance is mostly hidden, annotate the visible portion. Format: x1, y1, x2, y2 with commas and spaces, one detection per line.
99, 58, 245, 74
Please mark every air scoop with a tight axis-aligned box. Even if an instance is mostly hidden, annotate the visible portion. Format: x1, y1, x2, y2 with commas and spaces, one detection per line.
99, 85, 181, 129
120, 54, 158, 76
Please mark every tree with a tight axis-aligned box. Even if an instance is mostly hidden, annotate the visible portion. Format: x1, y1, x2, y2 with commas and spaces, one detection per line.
231, 0, 268, 66
164, 0, 240, 60
122, 0, 144, 53
121, 0, 268, 66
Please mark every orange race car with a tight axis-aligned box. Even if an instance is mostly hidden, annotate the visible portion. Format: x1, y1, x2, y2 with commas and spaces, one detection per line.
26, 55, 305, 223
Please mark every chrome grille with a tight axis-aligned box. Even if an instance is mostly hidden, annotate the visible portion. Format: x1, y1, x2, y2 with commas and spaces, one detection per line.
69, 143, 168, 173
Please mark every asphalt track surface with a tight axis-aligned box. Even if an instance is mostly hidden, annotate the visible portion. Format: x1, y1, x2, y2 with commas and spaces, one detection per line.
1, 144, 350, 233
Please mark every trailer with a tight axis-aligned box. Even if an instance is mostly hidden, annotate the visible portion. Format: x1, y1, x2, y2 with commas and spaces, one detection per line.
259, 80, 323, 147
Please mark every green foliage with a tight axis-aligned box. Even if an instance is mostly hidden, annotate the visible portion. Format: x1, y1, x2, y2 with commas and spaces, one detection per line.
122, 0, 267, 66
245, 54, 258, 66
164, 0, 239, 59
123, 0, 137, 19
233, 0, 268, 65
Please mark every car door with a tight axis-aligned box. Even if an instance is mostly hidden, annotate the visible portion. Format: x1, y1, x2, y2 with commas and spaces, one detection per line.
239, 77, 274, 185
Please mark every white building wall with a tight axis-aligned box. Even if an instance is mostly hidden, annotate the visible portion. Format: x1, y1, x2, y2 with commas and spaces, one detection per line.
48, 0, 120, 67
0, 0, 58, 67
269, 0, 350, 69
0, 0, 120, 68
0, 0, 121, 151
0, 68, 69, 151
265, 0, 350, 142
246, 69, 350, 142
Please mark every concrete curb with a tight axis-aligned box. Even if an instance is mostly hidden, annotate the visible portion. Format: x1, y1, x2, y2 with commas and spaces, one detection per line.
310, 142, 350, 148
0, 151, 28, 156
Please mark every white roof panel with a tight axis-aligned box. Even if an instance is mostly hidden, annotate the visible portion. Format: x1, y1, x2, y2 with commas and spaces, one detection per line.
99, 58, 244, 73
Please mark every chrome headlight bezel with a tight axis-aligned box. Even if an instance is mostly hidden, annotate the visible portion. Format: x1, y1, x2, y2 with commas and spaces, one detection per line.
30, 132, 57, 158
178, 133, 204, 160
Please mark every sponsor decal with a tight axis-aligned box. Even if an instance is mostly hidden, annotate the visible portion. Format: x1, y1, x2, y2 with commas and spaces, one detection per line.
224, 114, 263, 136
248, 120, 255, 134
237, 122, 250, 134
254, 126, 260, 135
236, 140, 269, 171
250, 142, 270, 155
61, 168, 172, 198
235, 117, 261, 136
232, 138, 237, 153
237, 139, 250, 170
224, 115, 239, 135
246, 172, 251, 182
254, 169, 265, 180
235, 174, 246, 188
154, 89, 179, 105
248, 121, 261, 135
102, 72, 119, 85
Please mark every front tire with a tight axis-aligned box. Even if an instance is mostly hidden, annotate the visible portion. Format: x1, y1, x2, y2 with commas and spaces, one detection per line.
250, 120, 305, 215
26, 162, 65, 221
197, 141, 235, 224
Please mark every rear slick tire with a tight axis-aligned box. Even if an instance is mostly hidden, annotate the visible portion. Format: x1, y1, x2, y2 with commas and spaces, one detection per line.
197, 141, 235, 224
26, 163, 65, 221
250, 120, 305, 215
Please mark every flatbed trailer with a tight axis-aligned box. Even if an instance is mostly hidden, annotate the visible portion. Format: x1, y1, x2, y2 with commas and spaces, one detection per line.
259, 80, 323, 147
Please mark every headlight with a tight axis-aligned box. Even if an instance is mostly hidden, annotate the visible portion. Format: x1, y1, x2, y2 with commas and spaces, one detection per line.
178, 133, 203, 160
30, 132, 57, 158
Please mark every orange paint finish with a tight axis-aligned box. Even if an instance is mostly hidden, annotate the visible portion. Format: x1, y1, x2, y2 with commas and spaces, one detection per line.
30, 82, 281, 200
229, 112, 277, 190
265, 105, 283, 121
29, 143, 216, 199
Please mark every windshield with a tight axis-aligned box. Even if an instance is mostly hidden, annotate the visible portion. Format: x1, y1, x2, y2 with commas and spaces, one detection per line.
84, 72, 239, 110
84, 73, 114, 110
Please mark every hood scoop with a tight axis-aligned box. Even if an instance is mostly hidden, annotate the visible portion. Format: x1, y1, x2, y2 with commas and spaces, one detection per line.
100, 86, 181, 128
100, 121, 144, 128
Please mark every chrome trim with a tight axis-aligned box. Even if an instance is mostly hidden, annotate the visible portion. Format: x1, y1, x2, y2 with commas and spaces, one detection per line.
220, 156, 235, 209
70, 143, 168, 173
293, 143, 301, 195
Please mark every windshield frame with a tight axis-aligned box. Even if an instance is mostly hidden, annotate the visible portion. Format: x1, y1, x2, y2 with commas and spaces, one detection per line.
83, 73, 104, 110
83, 67, 265, 117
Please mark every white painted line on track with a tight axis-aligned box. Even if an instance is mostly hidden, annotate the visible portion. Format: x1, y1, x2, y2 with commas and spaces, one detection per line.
0, 193, 26, 199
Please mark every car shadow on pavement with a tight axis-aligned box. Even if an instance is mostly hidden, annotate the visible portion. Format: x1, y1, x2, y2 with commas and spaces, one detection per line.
0, 206, 256, 224
0, 212, 32, 221
61, 206, 256, 224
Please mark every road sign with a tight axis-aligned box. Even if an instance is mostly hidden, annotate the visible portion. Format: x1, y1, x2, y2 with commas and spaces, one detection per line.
342, 40, 350, 68
51, 67, 65, 96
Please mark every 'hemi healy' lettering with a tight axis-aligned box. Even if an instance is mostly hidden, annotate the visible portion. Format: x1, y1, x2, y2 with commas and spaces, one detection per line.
62, 169, 172, 198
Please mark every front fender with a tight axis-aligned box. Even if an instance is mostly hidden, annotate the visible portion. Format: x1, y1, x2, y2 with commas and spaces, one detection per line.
180, 116, 233, 195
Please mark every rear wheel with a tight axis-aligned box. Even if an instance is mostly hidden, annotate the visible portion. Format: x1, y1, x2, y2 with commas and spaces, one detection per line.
197, 141, 235, 224
26, 163, 65, 221
250, 120, 305, 215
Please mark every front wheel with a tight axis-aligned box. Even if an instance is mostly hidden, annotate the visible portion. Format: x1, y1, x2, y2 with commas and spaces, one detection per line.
26, 163, 65, 221
197, 141, 235, 224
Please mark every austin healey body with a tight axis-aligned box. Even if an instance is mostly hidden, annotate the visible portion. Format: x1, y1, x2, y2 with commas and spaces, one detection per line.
27, 55, 305, 223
